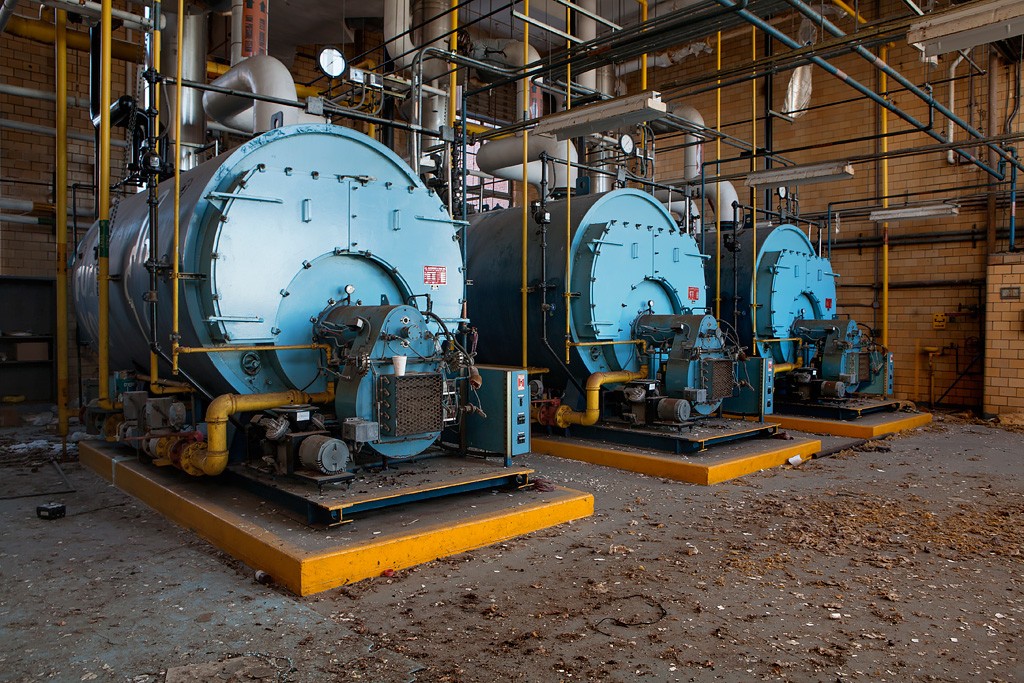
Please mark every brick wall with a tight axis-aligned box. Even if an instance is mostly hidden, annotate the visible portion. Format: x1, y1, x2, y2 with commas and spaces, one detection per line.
641, 4, 1021, 409
984, 252, 1024, 416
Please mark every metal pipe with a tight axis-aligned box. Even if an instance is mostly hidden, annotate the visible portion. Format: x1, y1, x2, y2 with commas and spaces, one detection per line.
0, 117, 127, 146
1010, 148, 1018, 252
183, 387, 335, 477
712, 0, 1005, 179
4, 15, 141, 61
564, 3, 572, 364
783, 0, 1022, 176
554, 366, 649, 427
880, 44, 889, 349
521, 0, 530, 369
946, 54, 965, 165
0, 0, 17, 33
988, 48, 1000, 255
637, 0, 648, 91
55, 8, 69, 444
171, 0, 184, 374
41, 0, 162, 31
96, 0, 112, 409
715, 30, 722, 320
750, 25, 758, 344
0, 83, 89, 108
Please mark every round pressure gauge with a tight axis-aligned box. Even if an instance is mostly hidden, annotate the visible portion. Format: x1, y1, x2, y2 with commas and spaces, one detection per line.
317, 47, 348, 79
619, 134, 635, 156
777, 186, 788, 199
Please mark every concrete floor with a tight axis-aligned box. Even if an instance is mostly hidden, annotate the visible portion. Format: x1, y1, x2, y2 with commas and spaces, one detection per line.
0, 412, 1021, 682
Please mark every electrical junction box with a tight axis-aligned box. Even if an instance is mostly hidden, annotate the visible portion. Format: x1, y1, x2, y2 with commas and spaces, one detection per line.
464, 365, 531, 461
721, 357, 775, 416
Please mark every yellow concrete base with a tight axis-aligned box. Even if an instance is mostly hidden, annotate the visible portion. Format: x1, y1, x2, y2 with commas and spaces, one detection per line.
80, 441, 594, 596
771, 411, 932, 438
532, 436, 821, 485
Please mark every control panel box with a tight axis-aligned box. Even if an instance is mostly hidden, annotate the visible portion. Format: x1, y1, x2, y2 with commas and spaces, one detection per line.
464, 365, 531, 461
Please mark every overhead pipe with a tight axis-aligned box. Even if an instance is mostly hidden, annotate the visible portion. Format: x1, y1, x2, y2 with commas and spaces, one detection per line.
4, 15, 141, 61
476, 133, 578, 193
0, 0, 15, 32
55, 7, 70, 440
782, 0, 1023, 177
945, 54, 965, 165
203, 55, 321, 134
711, 0, 1005, 179
41, 0, 163, 31
0, 117, 127, 146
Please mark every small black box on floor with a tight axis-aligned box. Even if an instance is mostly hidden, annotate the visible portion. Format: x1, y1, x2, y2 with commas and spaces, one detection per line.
36, 503, 66, 520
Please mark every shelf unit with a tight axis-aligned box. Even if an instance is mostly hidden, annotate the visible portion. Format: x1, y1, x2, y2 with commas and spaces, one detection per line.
0, 276, 56, 402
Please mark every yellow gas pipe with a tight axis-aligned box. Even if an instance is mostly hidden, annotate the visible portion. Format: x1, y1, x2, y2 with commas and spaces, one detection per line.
177, 386, 335, 476
55, 9, 69, 446
448, 0, 458, 128
637, 0, 648, 91
554, 366, 649, 427
97, 0, 113, 409
5, 15, 141, 61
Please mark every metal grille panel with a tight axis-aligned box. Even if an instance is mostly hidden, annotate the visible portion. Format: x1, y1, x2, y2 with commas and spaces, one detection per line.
705, 359, 736, 401
855, 352, 871, 385
379, 374, 444, 437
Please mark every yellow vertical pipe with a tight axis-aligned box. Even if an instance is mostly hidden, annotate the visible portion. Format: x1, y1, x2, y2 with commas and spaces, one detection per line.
750, 27, 758, 343
55, 9, 69, 441
880, 45, 889, 350
715, 30, 722, 320
97, 0, 113, 408
149, 0, 163, 390
564, 5, 572, 363
637, 0, 647, 91
172, 0, 185, 373
520, 0, 530, 368
447, 0, 458, 127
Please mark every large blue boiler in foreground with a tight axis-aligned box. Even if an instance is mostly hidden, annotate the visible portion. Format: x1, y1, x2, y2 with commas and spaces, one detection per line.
712, 223, 893, 409
467, 189, 748, 439
73, 125, 490, 496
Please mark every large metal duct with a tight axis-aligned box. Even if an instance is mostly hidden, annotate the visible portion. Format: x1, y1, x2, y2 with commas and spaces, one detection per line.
161, 8, 208, 171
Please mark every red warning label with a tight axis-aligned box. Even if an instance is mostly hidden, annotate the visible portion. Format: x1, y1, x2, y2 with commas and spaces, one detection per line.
687, 286, 700, 301
517, 375, 526, 391
423, 265, 447, 285
825, 297, 833, 310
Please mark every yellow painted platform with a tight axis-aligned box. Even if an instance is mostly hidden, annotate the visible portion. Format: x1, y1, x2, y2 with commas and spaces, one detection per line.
532, 435, 821, 485
771, 411, 932, 438
80, 441, 594, 596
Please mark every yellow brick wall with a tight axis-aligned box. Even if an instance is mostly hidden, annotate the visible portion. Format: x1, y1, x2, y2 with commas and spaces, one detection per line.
984, 253, 1024, 416
641, 9, 1020, 409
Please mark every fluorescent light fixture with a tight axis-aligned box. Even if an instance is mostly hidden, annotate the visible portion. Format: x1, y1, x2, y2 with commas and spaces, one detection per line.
869, 204, 960, 221
533, 91, 668, 140
744, 161, 854, 189
907, 0, 1024, 57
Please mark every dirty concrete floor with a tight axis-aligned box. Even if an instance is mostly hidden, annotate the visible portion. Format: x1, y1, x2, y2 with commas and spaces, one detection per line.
0, 413, 1021, 682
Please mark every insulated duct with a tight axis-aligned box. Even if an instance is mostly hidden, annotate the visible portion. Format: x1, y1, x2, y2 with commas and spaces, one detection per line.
162, 9, 208, 171
476, 133, 579, 195
384, 0, 417, 71
203, 55, 322, 134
